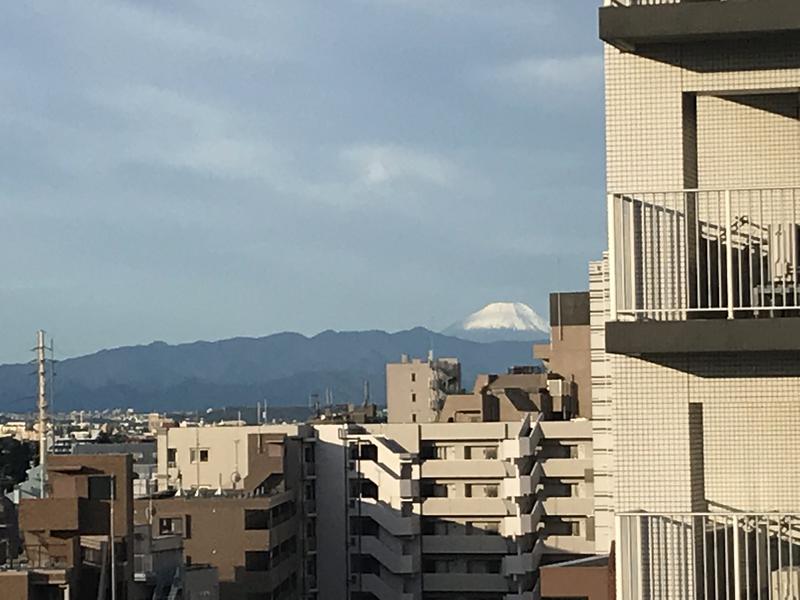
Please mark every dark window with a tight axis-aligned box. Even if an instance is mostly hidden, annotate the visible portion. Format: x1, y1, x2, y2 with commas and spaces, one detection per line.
350, 554, 380, 575
411, 373, 416, 382
184, 515, 192, 539
88, 476, 113, 500
159, 517, 182, 536
245, 510, 271, 530
245, 551, 270, 571
411, 393, 417, 402
167, 448, 177, 467
359, 444, 378, 462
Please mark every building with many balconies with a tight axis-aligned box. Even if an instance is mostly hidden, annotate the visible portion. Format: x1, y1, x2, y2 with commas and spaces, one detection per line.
595, 0, 800, 596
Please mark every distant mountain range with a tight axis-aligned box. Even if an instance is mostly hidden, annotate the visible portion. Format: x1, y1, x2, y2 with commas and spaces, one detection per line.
0, 327, 546, 413
443, 302, 550, 343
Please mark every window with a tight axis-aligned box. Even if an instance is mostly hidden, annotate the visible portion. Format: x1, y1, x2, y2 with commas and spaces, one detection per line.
88, 476, 114, 500
245, 551, 270, 571
411, 414, 416, 423
411, 373, 416, 382
245, 509, 270, 530
433, 446, 454, 460
190, 448, 209, 463
466, 483, 499, 498
467, 559, 501, 574
167, 448, 177, 467
411, 393, 417, 402
467, 445, 498, 460
467, 521, 500, 535
159, 517, 183, 536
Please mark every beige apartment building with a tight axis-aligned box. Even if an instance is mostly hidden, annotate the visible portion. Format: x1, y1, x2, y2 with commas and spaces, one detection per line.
155, 423, 318, 600
386, 354, 461, 424
314, 416, 593, 600
596, 0, 800, 597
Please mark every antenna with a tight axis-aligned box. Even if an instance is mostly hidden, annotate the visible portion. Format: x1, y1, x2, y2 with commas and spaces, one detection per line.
35, 330, 49, 498
363, 380, 370, 408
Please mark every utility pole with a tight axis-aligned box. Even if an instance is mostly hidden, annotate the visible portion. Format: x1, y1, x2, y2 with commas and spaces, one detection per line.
35, 330, 48, 499
109, 474, 116, 600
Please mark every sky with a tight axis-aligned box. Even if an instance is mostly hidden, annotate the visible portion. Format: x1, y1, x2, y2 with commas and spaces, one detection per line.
0, 0, 605, 364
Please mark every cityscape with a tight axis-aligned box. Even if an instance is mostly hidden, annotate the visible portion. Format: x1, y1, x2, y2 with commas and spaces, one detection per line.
2, 1, 800, 600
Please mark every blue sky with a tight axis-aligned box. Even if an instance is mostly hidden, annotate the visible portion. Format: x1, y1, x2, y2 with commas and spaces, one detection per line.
0, 1, 605, 363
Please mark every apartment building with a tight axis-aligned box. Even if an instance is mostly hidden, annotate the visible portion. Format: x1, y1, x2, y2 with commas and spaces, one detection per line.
134, 490, 299, 600
153, 423, 317, 600
597, 0, 800, 596
0, 454, 135, 600
386, 354, 461, 424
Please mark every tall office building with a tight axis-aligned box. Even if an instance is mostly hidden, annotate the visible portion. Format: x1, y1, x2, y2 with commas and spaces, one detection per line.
597, 1, 800, 596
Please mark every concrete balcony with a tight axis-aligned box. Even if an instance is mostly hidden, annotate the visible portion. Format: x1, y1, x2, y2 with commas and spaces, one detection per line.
359, 536, 418, 574
609, 188, 800, 328
600, 0, 800, 51
423, 573, 511, 593
421, 497, 513, 518
421, 459, 509, 479
541, 458, 593, 479
543, 497, 593, 517
355, 459, 418, 500
543, 535, 596, 555
518, 501, 545, 535
503, 539, 545, 575
617, 511, 800, 600
356, 498, 420, 536
503, 463, 543, 498
423, 535, 510, 554
361, 573, 416, 600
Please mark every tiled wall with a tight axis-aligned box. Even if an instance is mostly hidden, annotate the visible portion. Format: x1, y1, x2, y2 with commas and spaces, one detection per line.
590, 256, 615, 553
602, 36, 800, 521
612, 353, 800, 513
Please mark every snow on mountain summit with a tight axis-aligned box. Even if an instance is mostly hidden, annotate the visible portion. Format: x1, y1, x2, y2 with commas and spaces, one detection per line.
461, 302, 550, 333
442, 302, 550, 343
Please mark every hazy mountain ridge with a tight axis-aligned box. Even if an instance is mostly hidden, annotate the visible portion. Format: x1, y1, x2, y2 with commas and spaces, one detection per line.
0, 328, 541, 412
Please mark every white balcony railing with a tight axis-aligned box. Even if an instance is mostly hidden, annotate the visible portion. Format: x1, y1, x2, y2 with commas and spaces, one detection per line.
616, 512, 800, 600
606, 0, 694, 6
608, 188, 800, 321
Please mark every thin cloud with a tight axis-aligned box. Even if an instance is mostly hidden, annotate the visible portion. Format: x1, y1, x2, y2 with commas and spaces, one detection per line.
474, 54, 603, 94
341, 144, 459, 188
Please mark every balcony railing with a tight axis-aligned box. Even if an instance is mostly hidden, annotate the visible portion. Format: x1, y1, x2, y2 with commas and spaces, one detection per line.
617, 512, 800, 600
606, 0, 707, 6
608, 188, 800, 321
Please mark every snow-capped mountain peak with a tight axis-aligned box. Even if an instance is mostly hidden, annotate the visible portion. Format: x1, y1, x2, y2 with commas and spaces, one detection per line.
461, 302, 549, 333
442, 302, 550, 343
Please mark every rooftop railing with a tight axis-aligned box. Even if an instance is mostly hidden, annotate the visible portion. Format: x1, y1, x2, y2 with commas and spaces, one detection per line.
608, 188, 800, 321
605, 0, 717, 6
617, 512, 800, 599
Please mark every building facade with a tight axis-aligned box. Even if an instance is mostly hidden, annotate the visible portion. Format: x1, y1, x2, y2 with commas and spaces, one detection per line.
597, 0, 800, 596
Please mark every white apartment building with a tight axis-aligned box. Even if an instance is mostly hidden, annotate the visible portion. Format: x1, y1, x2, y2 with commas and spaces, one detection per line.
597, 0, 800, 597
313, 415, 593, 600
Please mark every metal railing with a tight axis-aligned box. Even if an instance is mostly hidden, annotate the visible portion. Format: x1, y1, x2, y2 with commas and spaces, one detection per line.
606, 0, 714, 6
608, 188, 800, 321
617, 512, 800, 599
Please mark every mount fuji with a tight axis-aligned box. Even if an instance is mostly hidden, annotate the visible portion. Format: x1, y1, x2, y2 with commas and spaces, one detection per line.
442, 302, 550, 343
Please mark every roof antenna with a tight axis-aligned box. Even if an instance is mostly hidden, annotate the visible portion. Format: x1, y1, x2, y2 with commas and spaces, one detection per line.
363, 380, 370, 408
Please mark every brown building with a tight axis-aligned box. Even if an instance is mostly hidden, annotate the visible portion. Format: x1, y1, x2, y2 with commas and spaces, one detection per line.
147, 425, 316, 600
135, 490, 303, 600
540, 553, 614, 600
0, 454, 135, 600
534, 292, 592, 418
437, 369, 551, 423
